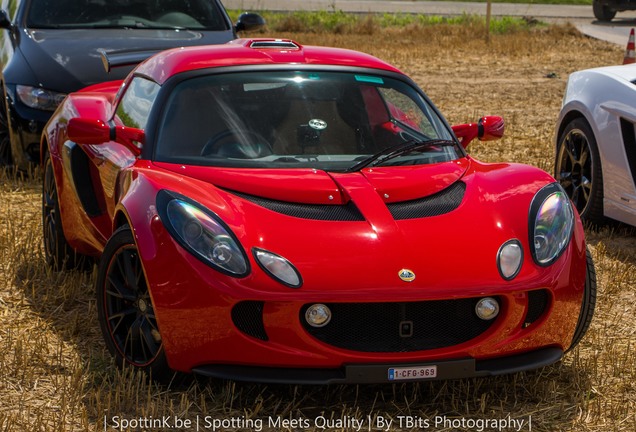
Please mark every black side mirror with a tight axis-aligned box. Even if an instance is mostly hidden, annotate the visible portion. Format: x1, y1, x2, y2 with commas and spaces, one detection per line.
0, 10, 12, 29
235, 12, 265, 33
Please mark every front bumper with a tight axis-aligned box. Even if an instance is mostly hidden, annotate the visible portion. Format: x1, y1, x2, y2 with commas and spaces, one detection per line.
193, 347, 563, 384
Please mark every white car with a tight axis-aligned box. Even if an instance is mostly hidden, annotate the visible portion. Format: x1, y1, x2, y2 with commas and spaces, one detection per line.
555, 64, 636, 227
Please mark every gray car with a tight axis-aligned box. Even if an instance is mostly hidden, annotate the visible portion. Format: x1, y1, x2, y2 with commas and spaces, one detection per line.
0, 0, 264, 169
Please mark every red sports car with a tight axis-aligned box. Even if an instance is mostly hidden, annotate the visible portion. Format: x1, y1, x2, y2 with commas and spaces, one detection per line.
42, 39, 595, 383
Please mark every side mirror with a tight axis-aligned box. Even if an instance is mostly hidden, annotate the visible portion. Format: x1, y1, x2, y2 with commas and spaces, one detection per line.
68, 118, 111, 144
67, 118, 144, 156
479, 115, 505, 141
235, 12, 265, 33
451, 115, 504, 148
0, 10, 12, 29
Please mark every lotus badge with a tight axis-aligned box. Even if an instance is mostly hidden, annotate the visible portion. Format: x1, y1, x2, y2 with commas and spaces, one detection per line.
398, 269, 416, 282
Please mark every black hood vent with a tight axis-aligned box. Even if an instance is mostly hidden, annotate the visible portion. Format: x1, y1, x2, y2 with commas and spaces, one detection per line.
227, 189, 365, 221
387, 181, 465, 220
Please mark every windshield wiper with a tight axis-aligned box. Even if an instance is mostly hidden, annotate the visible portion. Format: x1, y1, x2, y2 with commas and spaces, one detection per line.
344, 139, 457, 172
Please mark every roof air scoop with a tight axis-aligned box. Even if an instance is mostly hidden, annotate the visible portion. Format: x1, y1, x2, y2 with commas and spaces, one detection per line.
249, 39, 301, 50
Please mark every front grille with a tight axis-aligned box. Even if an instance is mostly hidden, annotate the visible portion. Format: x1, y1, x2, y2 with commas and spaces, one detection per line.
232, 301, 268, 341
301, 298, 497, 353
227, 190, 365, 221
524, 289, 549, 327
387, 181, 465, 220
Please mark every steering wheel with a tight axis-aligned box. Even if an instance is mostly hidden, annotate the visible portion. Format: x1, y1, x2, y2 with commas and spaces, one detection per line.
200, 129, 272, 158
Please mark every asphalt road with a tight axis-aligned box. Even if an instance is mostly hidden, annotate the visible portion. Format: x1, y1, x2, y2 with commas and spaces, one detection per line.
225, 0, 636, 45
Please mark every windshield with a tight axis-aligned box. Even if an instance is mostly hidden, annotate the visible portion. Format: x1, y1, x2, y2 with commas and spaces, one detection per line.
27, 0, 228, 30
154, 71, 460, 171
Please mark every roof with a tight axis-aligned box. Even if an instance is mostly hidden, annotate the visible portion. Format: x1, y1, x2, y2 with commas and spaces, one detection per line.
134, 38, 402, 84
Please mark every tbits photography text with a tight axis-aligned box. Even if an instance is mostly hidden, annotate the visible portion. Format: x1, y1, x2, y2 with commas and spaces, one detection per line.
104, 413, 532, 431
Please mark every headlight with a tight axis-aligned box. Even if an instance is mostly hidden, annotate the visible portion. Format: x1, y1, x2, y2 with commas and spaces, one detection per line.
253, 248, 302, 288
16, 85, 66, 111
529, 183, 574, 266
157, 190, 249, 277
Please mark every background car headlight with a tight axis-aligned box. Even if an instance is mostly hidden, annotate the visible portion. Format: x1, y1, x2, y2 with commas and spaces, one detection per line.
253, 248, 302, 288
497, 239, 523, 280
157, 190, 249, 277
529, 183, 574, 266
16, 85, 66, 111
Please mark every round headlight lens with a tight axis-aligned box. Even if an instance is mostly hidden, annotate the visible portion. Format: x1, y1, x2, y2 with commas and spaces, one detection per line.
497, 239, 523, 280
253, 248, 302, 288
530, 184, 574, 266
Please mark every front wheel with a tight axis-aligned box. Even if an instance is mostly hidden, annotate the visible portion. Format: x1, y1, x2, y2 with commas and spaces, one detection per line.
555, 117, 604, 224
593, 0, 617, 21
42, 152, 89, 270
96, 225, 170, 380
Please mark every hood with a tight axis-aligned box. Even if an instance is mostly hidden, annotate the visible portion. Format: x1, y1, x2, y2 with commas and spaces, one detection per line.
153, 159, 470, 205
579, 63, 636, 83
14, 28, 235, 91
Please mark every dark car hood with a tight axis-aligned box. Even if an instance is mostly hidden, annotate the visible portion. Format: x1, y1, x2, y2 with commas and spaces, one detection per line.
17, 28, 235, 91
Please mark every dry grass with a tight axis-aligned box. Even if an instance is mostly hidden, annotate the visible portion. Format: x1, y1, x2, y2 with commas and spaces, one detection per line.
1, 23, 636, 431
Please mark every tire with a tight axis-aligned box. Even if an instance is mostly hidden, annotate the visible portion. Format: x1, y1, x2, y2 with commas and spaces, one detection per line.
96, 225, 170, 380
0, 90, 12, 167
593, 0, 616, 21
567, 248, 597, 352
555, 117, 604, 224
42, 152, 89, 271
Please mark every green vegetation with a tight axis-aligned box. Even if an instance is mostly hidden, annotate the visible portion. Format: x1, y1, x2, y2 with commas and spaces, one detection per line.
229, 10, 541, 35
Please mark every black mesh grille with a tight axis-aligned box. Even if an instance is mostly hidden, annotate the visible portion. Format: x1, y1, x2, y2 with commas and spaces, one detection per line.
227, 190, 365, 221
301, 298, 497, 353
524, 289, 549, 327
232, 301, 268, 341
387, 181, 465, 220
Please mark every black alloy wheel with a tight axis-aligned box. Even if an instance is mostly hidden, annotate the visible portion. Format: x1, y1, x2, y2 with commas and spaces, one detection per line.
42, 152, 86, 270
555, 118, 604, 224
96, 225, 169, 378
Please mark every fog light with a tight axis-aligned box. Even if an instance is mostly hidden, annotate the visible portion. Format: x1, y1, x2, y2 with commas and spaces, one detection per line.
475, 297, 500, 320
497, 239, 523, 280
305, 304, 332, 327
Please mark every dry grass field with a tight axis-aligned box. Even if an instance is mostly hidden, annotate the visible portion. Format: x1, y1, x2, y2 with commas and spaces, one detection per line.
1, 21, 636, 431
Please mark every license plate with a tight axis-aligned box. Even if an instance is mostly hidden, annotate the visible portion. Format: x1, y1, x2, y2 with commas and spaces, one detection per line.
388, 365, 437, 381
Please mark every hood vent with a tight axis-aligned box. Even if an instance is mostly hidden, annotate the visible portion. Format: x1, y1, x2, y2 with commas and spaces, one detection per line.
226, 189, 365, 221
249, 40, 300, 50
387, 181, 466, 220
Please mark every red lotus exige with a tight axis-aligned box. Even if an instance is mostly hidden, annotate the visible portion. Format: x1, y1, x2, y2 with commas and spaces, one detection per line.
41, 39, 595, 383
